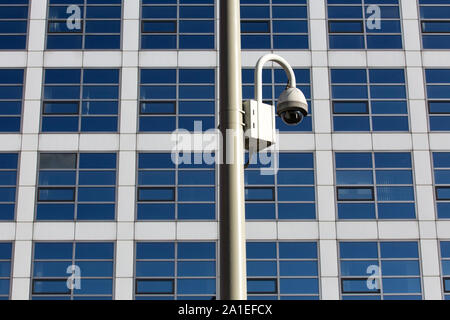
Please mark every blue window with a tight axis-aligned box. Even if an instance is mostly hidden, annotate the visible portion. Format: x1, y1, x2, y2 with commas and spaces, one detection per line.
419, 0, 450, 49
141, 0, 214, 49
425, 69, 450, 131
332, 69, 408, 132
0, 69, 24, 132
247, 242, 319, 300
340, 241, 422, 300
336, 152, 415, 220
135, 242, 216, 300
137, 153, 215, 220
42, 69, 119, 132
440, 241, 450, 299
47, 0, 122, 50
432, 152, 450, 218
327, 0, 402, 49
36, 153, 117, 221
32, 242, 114, 300
0, 0, 28, 49
245, 153, 316, 220
0, 243, 12, 300
243, 68, 312, 132
241, 0, 309, 49
0, 154, 18, 221
139, 69, 215, 132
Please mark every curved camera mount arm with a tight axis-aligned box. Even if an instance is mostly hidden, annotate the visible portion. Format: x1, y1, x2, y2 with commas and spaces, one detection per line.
255, 54, 297, 105
245, 54, 296, 168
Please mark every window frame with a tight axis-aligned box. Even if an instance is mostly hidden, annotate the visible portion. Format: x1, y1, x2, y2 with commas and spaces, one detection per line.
424, 68, 450, 131
418, 1, 450, 50
245, 186, 276, 202
40, 68, 121, 133
35, 152, 118, 222
431, 152, 450, 220
30, 241, 116, 300
0, 68, 25, 133
246, 241, 320, 300
244, 152, 317, 221
141, 20, 177, 34
439, 241, 450, 299
136, 152, 217, 221
138, 67, 216, 133
330, 68, 410, 133
134, 241, 217, 300
340, 278, 381, 294
140, 0, 215, 50
135, 279, 175, 295
45, 0, 123, 50
0, 0, 30, 50
336, 186, 375, 202
247, 278, 278, 294
241, 20, 272, 34
240, 0, 310, 50
0, 242, 13, 300
338, 240, 423, 300
334, 152, 416, 220
0, 152, 19, 221
326, 0, 404, 50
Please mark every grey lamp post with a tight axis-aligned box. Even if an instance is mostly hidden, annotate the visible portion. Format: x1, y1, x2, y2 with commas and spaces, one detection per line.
219, 0, 247, 301
219, 0, 309, 301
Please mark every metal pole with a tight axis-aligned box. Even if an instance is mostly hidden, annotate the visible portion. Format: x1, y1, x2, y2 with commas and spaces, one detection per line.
219, 0, 247, 300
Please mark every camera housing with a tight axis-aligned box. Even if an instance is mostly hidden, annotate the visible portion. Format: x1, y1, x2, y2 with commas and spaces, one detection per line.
276, 87, 308, 126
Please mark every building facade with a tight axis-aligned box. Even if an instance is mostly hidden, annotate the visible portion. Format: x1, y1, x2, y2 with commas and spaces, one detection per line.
0, 0, 449, 300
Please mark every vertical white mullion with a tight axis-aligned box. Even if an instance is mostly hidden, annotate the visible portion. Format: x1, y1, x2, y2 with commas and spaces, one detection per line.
114, 0, 139, 301
421, 239, 442, 299
12, 0, 48, 301
114, 240, 134, 300
310, 0, 338, 301
401, 0, 442, 301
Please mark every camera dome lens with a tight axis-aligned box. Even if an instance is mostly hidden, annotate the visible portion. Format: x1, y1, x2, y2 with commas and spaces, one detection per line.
281, 110, 303, 125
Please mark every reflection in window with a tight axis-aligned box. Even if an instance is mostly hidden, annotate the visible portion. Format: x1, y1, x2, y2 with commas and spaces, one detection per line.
0, 0, 28, 49
0, 154, 18, 221
339, 241, 422, 300
36, 153, 117, 221
327, 0, 402, 49
47, 0, 122, 49
141, 0, 214, 49
335, 152, 415, 219
425, 69, 450, 131
337, 187, 374, 201
139, 69, 215, 132
245, 153, 316, 220
137, 153, 215, 220
247, 242, 319, 300
419, 0, 450, 49
135, 242, 216, 300
31, 242, 114, 300
331, 69, 408, 132
42, 69, 119, 132
241, 0, 308, 49
0, 243, 12, 300
242, 68, 313, 132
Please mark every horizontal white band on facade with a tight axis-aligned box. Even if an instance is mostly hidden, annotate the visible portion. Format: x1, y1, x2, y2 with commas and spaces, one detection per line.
3, 133, 450, 152
2, 51, 450, 68
1, 221, 448, 241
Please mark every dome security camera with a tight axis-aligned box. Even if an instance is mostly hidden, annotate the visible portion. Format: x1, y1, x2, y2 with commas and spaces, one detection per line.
276, 87, 308, 126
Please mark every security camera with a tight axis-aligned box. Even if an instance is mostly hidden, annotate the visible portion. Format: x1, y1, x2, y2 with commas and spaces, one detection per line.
276, 87, 308, 126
